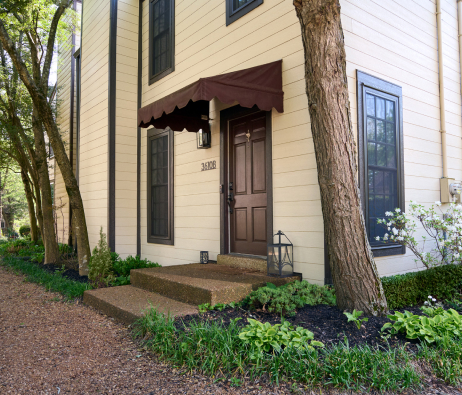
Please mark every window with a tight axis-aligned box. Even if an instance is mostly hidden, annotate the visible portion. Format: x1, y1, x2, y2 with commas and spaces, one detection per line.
149, 0, 175, 84
147, 127, 174, 245
357, 71, 405, 257
226, 0, 263, 26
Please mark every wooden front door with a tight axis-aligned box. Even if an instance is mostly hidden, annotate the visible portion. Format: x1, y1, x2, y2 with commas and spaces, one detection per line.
229, 111, 268, 256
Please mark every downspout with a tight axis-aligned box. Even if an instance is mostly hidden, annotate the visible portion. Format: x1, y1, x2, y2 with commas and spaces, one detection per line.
458, 0, 462, 99
437, 0, 448, 180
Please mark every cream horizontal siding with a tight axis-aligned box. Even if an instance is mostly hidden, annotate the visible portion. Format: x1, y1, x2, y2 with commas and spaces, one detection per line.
139, 0, 323, 282
79, 0, 110, 249
114, 0, 139, 258
342, 0, 462, 277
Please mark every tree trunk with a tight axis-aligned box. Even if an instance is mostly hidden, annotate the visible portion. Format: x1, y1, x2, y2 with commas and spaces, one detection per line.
20, 169, 39, 242
32, 108, 59, 264
293, 0, 388, 315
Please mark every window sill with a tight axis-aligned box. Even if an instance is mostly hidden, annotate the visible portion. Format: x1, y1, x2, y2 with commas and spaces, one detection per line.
372, 244, 405, 258
149, 66, 174, 86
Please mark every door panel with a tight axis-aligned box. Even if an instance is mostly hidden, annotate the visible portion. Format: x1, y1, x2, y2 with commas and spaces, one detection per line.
229, 111, 268, 256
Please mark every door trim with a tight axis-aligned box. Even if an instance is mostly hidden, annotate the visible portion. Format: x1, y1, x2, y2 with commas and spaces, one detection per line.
220, 105, 273, 256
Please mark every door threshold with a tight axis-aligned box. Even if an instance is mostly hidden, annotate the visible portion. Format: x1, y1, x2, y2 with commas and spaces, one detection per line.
228, 253, 267, 260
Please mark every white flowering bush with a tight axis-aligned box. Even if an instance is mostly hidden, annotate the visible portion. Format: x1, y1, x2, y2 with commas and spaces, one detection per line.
376, 201, 462, 269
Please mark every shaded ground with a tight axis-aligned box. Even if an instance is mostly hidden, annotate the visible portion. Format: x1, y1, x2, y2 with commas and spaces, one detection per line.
0, 266, 291, 395
0, 264, 461, 394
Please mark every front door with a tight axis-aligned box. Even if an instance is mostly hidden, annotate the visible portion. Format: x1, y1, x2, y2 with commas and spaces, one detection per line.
228, 111, 268, 256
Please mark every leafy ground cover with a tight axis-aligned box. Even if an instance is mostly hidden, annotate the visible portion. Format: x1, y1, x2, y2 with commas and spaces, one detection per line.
0, 255, 91, 299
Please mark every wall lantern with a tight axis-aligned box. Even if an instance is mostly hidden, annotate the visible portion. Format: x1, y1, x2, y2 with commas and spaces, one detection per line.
197, 123, 211, 149
200, 251, 209, 264
267, 230, 293, 277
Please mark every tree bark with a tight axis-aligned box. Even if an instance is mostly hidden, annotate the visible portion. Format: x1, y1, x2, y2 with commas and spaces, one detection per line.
293, 0, 388, 315
0, 12, 91, 275
32, 107, 59, 264
20, 168, 39, 242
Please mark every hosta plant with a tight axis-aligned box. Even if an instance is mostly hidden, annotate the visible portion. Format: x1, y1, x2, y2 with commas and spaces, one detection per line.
238, 318, 324, 354
376, 201, 462, 268
344, 309, 368, 330
381, 308, 462, 343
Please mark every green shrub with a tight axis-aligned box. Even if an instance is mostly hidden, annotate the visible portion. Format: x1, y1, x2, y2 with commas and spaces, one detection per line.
88, 228, 115, 287
19, 225, 31, 237
238, 318, 324, 353
381, 264, 462, 310
112, 255, 160, 277
110, 254, 160, 286
382, 308, 462, 343
245, 280, 336, 316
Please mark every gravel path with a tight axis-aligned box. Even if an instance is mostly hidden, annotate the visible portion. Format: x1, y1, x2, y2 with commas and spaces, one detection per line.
1, 265, 460, 395
0, 266, 294, 395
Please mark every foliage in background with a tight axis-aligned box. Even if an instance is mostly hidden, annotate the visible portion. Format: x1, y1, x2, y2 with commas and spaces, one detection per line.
238, 318, 324, 353
381, 264, 462, 309
0, 255, 91, 299
377, 202, 462, 268
244, 281, 336, 317
19, 224, 31, 237
0, 168, 29, 231
134, 308, 422, 392
88, 228, 115, 287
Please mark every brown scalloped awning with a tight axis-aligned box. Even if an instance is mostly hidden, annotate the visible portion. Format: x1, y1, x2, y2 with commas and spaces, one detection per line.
137, 60, 284, 132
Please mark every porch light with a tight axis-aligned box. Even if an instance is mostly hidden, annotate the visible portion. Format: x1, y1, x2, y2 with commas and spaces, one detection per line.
197, 125, 211, 149
200, 251, 209, 264
267, 230, 293, 277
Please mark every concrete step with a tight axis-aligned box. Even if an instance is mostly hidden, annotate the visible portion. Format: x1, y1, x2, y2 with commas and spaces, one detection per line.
217, 254, 266, 272
130, 263, 298, 306
83, 285, 198, 325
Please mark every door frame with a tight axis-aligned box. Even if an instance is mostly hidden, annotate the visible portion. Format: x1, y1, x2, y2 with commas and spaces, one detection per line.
219, 105, 273, 256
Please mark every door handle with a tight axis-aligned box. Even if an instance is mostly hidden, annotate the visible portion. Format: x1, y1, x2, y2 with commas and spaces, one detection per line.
227, 193, 234, 214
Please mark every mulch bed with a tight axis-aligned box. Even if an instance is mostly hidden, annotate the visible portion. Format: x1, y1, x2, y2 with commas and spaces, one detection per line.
178, 303, 451, 351
16, 255, 89, 284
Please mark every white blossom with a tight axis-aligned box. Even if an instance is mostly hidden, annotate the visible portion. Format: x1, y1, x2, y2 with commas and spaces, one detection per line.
392, 228, 399, 235
428, 295, 432, 299
375, 236, 380, 241
435, 201, 442, 206
432, 298, 436, 302
385, 211, 393, 217
397, 236, 404, 241
396, 208, 401, 212
424, 301, 429, 305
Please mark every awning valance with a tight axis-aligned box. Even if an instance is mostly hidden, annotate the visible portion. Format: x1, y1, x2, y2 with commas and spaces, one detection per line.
137, 60, 284, 132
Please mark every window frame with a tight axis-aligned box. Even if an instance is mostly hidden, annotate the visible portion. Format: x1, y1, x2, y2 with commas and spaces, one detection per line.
149, 0, 175, 85
357, 70, 405, 257
226, 0, 263, 26
147, 127, 174, 245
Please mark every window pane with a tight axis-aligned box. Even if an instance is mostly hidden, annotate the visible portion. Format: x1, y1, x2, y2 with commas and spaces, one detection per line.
368, 142, 376, 166
376, 97, 385, 119
367, 117, 375, 141
152, 0, 172, 76
233, 0, 251, 10
386, 122, 395, 144
150, 133, 170, 238
386, 100, 394, 122
366, 94, 375, 116
376, 120, 385, 142
386, 146, 396, 168
377, 144, 386, 166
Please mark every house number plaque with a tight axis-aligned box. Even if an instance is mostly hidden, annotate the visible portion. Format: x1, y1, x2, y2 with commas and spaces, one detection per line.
201, 160, 216, 171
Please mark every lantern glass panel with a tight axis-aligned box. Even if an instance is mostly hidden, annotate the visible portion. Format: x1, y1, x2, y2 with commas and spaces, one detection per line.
280, 244, 294, 277
200, 251, 209, 264
267, 245, 280, 276
197, 130, 203, 148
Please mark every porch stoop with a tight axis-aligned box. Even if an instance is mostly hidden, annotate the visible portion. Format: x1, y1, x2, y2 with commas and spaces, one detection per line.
216, 254, 267, 272
84, 263, 299, 324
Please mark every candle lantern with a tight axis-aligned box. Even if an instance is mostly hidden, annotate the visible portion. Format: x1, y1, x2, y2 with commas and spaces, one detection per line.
200, 251, 209, 264
267, 230, 293, 277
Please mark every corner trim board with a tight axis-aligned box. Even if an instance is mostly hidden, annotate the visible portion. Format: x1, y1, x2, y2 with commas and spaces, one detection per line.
108, 0, 117, 252
137, 0, 144, 256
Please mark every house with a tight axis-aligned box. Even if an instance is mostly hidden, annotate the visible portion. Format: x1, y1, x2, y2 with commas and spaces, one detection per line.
54, 0, 462, 284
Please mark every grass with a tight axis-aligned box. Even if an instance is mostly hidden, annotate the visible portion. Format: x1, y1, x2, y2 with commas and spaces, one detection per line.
133, 308, 424, 392
0, 255, 92, 299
